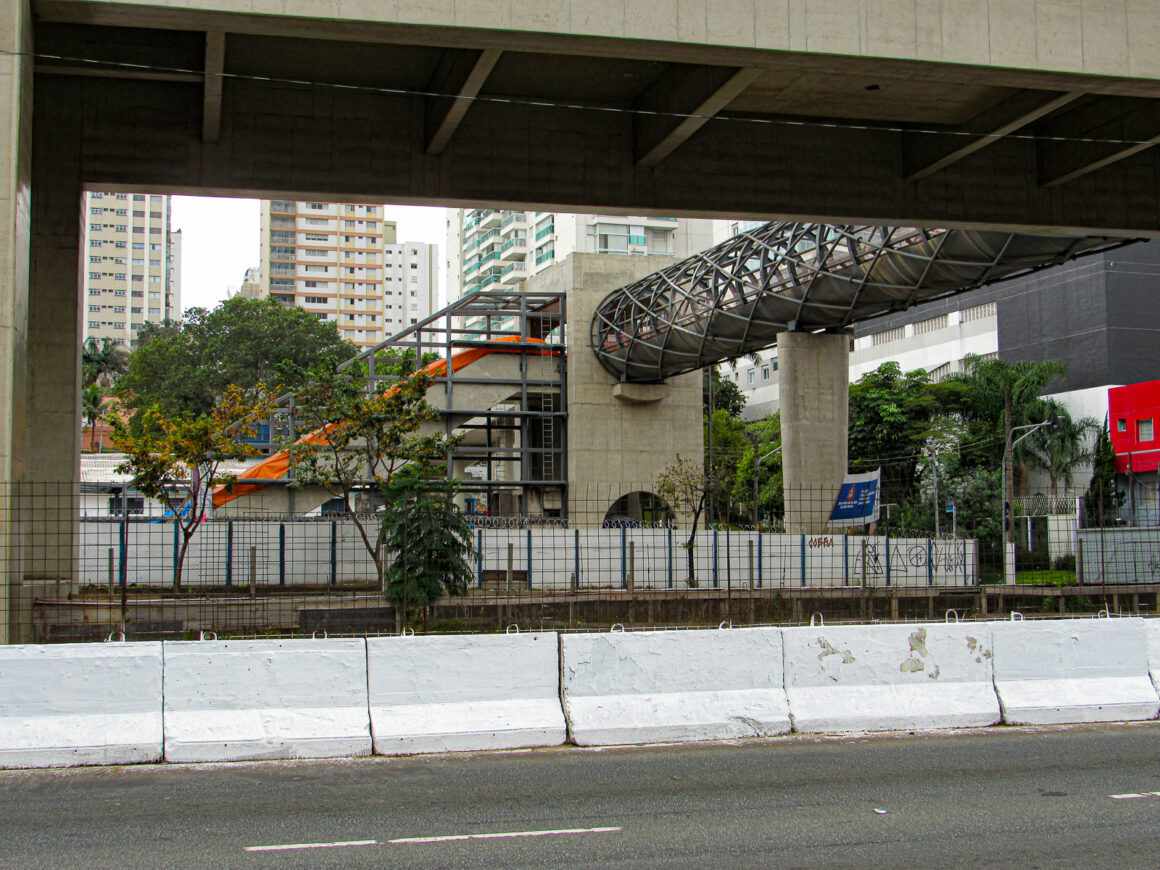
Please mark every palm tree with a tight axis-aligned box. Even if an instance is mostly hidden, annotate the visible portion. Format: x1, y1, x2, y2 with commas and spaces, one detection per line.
82, 384, 105, 453
82, 337, 129, 389
1024, 401, 1098, 496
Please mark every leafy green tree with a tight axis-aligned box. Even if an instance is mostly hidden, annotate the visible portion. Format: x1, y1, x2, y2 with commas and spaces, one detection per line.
1024, 401, 1098, 495
380, 472, 473, 624
117, 297, 356, 416
82, 337, 128, 389
705, 408, 751, 523
287, 363, 458, 597
111, 384, 274, 590
730, 414, 783, 528
704, 366, 747, 419
656, 454, 708, 586
1085, 418, 1123, 526
849, 362, 940, 491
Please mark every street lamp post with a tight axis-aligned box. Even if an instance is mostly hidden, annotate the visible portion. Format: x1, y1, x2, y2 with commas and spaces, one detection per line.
1003, 420, 1054, 584
753, 445, 782, 528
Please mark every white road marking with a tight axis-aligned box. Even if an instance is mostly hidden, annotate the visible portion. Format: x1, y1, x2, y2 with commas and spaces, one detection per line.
1109, 792, 1160, 800
388, 826, 623, 845
244, 839, 379, 852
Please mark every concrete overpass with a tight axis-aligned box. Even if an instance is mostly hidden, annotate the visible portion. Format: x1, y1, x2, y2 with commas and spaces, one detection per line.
5, 0, 1160, 640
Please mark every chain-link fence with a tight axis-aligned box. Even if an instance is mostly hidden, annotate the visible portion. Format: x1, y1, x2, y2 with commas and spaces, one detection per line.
2, 479, 1157, 643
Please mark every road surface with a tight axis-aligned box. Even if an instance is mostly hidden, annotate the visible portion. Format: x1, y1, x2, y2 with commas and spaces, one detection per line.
3, 724, 1160, 868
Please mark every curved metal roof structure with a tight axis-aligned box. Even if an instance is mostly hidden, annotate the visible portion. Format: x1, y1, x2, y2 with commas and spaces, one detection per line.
591, 223, 1133, 383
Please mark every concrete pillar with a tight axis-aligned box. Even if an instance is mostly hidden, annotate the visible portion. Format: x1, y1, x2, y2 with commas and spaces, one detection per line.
0, 0, 33, 644
779, 331, 849, 533
9, 63, 84, 642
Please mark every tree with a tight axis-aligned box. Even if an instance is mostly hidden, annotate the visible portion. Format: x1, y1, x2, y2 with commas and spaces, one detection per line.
848, 362, 941, 492
82, 384, 105, 453
1024, 401, 1098, 495
656, 455, 709, 586
380, 471, 474, 623
1085, 418, 1123, 527
730, 414, 783, 528
287, 363, 458, 597
947, 356, 1065, 553
82, 337, 128, 389
117, 297, 357, 416
111, 385, 274, 591
704, 366, 747, 419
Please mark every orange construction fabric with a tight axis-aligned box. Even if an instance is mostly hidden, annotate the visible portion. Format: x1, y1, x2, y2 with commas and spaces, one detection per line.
212, 336, 557, 509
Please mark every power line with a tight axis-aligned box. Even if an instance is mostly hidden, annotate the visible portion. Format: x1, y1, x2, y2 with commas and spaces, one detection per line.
4, 47, 1158, 151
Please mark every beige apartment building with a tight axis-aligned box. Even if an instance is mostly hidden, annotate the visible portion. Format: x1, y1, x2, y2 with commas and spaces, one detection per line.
82, 192, 181, 348
259, 200, 439, 349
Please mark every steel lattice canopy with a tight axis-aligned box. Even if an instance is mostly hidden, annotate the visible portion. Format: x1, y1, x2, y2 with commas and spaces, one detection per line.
590, 223, 1134, 383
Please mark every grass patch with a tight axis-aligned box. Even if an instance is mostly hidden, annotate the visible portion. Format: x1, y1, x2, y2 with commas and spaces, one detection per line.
1016, 570, 1076, 587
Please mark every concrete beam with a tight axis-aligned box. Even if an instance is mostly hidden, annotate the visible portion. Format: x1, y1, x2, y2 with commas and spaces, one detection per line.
202, 30, 225, 144
35, 64, 204, 84
907, 90, 1084, 182
1039, 96, 1160, 188
636, 65, 763, 168
425, 48, 502, 156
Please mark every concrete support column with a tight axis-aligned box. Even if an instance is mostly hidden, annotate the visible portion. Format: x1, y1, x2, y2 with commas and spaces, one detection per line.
780, 331, 849, 534
9, 69, 85, 641
1, 0, 33, 644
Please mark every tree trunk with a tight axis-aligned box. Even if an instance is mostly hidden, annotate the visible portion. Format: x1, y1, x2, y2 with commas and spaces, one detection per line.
175, 529, 193, 593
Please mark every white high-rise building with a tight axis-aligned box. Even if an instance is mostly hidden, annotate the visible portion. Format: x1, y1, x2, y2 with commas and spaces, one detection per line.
82, 192, 180, 348
259, 200, 441, 349
445, 210, 716, 301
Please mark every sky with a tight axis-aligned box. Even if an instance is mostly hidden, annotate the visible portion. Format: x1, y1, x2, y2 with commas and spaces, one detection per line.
170, 197, 448, 314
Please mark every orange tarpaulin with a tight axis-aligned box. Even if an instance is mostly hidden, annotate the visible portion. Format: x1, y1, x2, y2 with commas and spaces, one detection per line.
212, 336, 558, 509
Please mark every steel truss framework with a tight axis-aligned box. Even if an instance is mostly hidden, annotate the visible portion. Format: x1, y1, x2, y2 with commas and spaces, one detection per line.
591, 222, 1135, 383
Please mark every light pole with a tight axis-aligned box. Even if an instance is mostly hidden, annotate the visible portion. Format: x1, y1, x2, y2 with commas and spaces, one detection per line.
1003, 420, 1054, 584
753, 445, 782, 528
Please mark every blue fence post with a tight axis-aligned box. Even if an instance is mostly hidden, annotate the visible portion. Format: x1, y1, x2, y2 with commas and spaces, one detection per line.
885, 533, 892, 587
666, 527, 673, 589
476, 529, 484, 588
224, 520, 234, 587
527, 528, 533, 590
757, 532, 763, 589
329, 520, 337, 587
620, 527, 627, 589
574, 528, 581, 589
843, 535, 849, 586
278, 523, 286, 586
799, 534, 806, 587
927, 539, 934, 586
171, 520, 179, 586
712, 529, 719, 589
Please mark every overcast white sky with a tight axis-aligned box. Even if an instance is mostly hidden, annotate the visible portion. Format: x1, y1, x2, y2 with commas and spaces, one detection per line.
170, 197, 448, 314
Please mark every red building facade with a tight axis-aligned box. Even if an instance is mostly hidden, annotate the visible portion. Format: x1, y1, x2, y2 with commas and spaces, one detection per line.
1109, 380, 1160, 474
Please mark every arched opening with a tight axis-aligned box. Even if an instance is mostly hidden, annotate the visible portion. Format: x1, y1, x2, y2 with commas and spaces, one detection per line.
602, 491, 674, 528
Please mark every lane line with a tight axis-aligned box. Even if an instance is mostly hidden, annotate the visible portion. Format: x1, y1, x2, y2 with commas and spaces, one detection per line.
389, 826, 623, 845
1108, 792, 1160, 800
244, 839, 379, 852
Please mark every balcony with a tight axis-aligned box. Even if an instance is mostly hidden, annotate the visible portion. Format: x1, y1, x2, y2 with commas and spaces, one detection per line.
477, 210, 501, 230
534, 222, 555, 242
499, 236, 527, 261
500, 263, 526, 285
478, 268, 503, 292
501, 211, 528, 231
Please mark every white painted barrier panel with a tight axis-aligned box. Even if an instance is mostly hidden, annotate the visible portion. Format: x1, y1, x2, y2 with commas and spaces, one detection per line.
367, 633, 565, 755
0, 643, 163, 768
783, 623, 1000, 733
163, 639, 371, 763
561, 628, 790, 746
991, 619, 1160, 725
1147, 620, 1160, 694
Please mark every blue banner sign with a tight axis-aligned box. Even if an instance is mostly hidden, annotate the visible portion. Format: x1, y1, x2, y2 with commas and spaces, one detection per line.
829, 469, 881, 527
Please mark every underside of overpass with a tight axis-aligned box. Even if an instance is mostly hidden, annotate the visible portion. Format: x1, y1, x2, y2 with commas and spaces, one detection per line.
5, 0, 1160, 641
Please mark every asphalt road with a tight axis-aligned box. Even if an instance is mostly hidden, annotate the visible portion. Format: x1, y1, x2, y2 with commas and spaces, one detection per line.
3, 724, 1160, 869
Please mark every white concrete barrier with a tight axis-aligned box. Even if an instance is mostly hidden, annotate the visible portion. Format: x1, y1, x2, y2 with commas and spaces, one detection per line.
367, 632, 565, 755
163, 639, 371, 763
1147, 620, 1160, 694
991, 618, 1160, 725
560, 628, 790, 746
0, 642, 163, 768
783, 623, 1000, 733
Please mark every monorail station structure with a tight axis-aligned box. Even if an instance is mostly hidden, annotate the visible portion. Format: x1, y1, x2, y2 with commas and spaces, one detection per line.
5, 0, 1160, 641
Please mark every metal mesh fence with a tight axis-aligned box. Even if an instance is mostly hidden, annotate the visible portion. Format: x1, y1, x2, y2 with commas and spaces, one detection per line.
1, 481, 1158, 643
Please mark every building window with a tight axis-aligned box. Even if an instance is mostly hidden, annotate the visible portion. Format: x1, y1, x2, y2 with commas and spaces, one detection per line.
871, 326, 905, 346
1139, 419, 1155, 442
747, 369, 755, 386
1118, 419, 1128, 433
914, 314, 948, 335
761, 366, 770, 382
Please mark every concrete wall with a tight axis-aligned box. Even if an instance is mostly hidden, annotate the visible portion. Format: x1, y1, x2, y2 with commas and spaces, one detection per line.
533, 254, 703, 527
53, 0, 1160, 82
